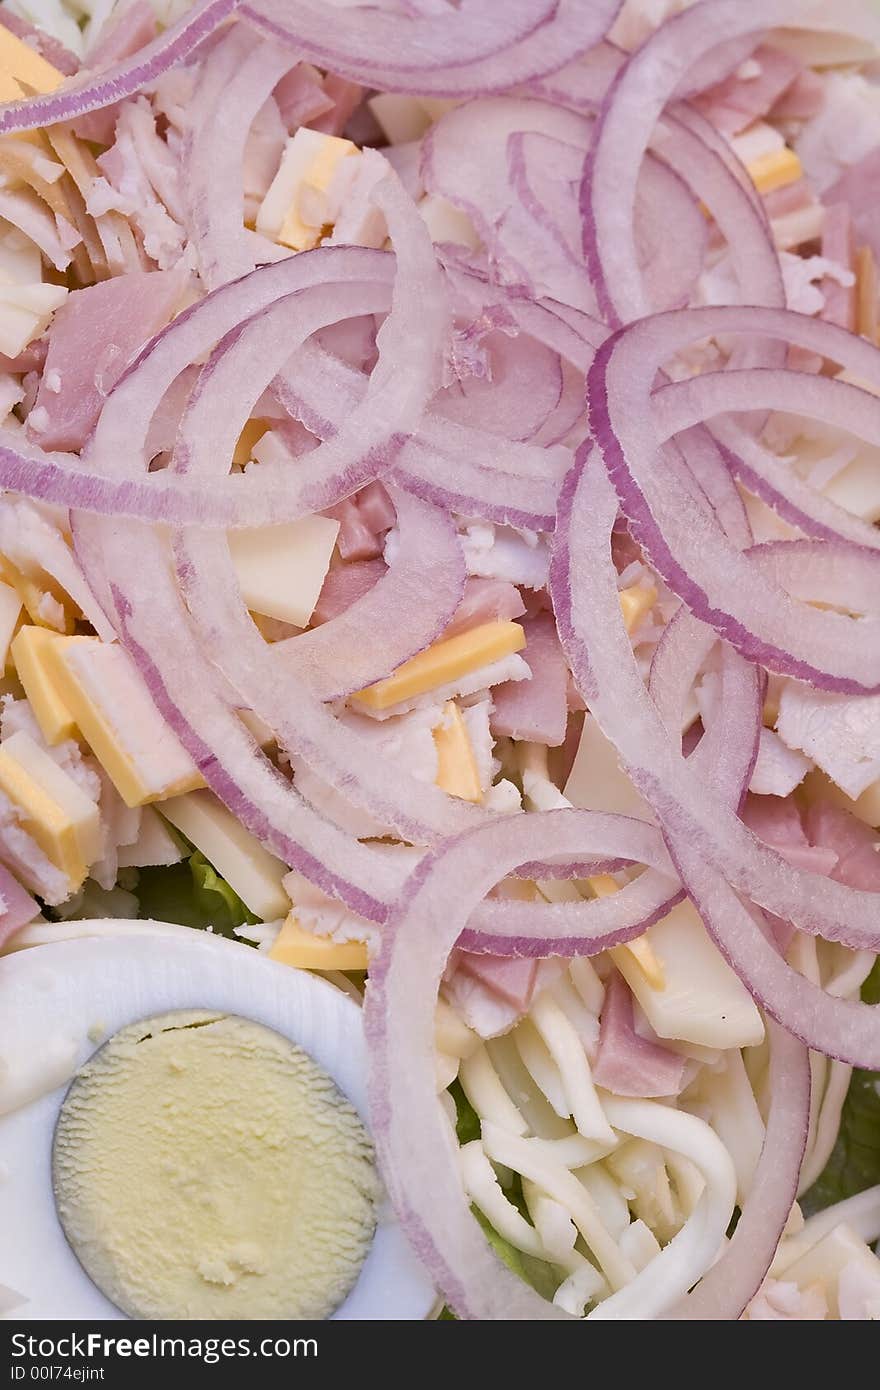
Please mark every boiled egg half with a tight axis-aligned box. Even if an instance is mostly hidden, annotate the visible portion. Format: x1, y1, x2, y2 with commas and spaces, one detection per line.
0, 923, 435, 1320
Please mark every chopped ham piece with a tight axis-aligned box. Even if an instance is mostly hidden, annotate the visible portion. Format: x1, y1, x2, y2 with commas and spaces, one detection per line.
311, 558, 387, 626
803, 800, 880, 891
694, 45, 801, 137
30, 267, 189, 451
309, 75, 364, 137
0, 863, 38, 948
740, 793, 838, 876
444, 576, 526, 639
274, 63, 335, 131
825, 149, 880, 264
326, 482, 397, 560
456, 951, 538, 1012
491, 612, 568, 746
593, 972, 686, 1098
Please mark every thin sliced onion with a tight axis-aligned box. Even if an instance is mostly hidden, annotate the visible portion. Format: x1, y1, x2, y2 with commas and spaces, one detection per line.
592, 308, 880, 692
243, 0, 621, 97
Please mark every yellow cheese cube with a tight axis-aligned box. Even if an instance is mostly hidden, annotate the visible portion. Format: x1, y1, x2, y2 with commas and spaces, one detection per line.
45, 637, 204, 807
228, 514, 340, 628
0, 580, 22, 672
0, 555, 75, 633
160, 790, 291, 921
0, 730, 99, 887
746, 147, 802, 196
352, 620, 526, 712
619, 583, 656, 635
10, 626, 76, 745
433, 700, 482, 802
0, 28, 64, 95
588, 874, 666, 989
256, 129, 357, 252
270, 912, 368, 971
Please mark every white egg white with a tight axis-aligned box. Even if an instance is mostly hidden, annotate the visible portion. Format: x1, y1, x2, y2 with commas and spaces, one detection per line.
0, 924, 436, 1321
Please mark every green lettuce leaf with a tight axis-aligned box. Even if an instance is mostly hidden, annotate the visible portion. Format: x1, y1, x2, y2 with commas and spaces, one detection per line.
136, 848, 258, 937
802, 961, 880, 1215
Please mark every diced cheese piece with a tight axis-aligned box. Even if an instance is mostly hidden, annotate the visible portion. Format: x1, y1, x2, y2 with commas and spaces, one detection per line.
588, 874, 666, 989
564, 716, 652, 820
0, 227, 42, 285
116, 806, 183, 869
352, 620, 525, 712
782, 1224, 880, 1319
0, 27, 64, 95
619, 583, 656, 635
609, 899, 765, 1049
237, 707, 276, 750
0, 580, 21, 671
228, 515, 340, 628
160, 790, 290, 921
0, 730, 99, 887
368, 93, 432, 144
856, 244, 878, 344
256, 129, 357, 252
10, 626, 76, 744
731, 121, 785, 165
46, 637, 204, 807
418, 193, 480, 250
746, 146, 803, 196
232, 419, 269, 467
433, 700, 482, 802
776, 683, 880, 801
0, 281, 68, 359
0, 555, 74, 633
269, 911, 368, 971
821, 448, 880, 523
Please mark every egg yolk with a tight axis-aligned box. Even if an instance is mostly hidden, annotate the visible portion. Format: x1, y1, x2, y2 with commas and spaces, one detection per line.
52, 1011, 380, 1320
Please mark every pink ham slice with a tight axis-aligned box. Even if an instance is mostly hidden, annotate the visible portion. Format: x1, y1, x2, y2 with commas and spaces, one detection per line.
309, 75, 364, 137
803, 800, 880, 891
30, 267, 188, 451
325, 481, 397, 560
311, 557, 386, 625
444, 576, 525, 639
275, 63, 335, 130
740, 793, 839, 876
693, 44, 801, 136
593, 972, 686, 1098
0, 863, 38, 948
491, 611, 568, 746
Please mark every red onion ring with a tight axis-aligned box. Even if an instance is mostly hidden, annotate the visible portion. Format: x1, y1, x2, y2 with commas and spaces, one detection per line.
592, 309, 880, 692
242, 0, 621, 98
